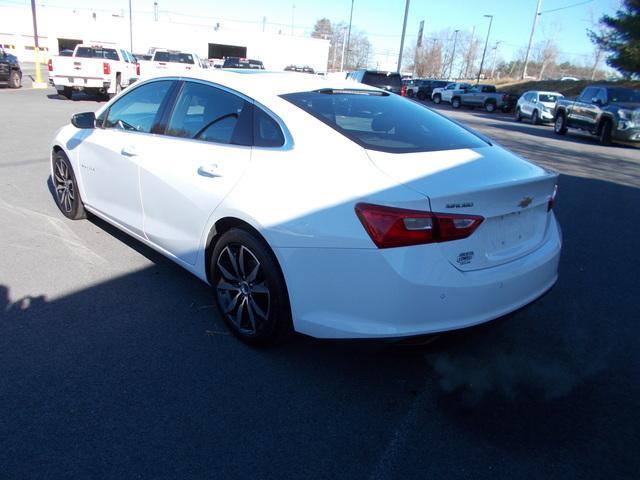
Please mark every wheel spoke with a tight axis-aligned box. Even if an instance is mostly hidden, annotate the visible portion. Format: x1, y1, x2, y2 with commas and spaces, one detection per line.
246, 262, 260, 283
223, 291, 242, 314
55, 184, 66, 192
251, 282, 269, 295
238, 246, 247, 277
227, 246, 241, 278
246, 300, 257, 331
217, 279, 240, 292
249, 297, 268, 320
59, 189, 67, 205
67, 186, 75, 200
235, 297, 247, 329
54, 173, 65, 184
64, 193, 72, 212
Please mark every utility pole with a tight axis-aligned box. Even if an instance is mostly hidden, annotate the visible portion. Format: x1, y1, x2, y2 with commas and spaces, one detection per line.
291, 4, 295, 36
128, 0, 133, 52
153, 1, 158, 21
262, 16, 266, 33
413, 19, 424, 77
448, 29, 460, 80
340, 28, 347, 72
476, 14, 493, 84
521, 0, 542, 79
397, 0, 410, 73
490, 41, 502, 79
29, 0, 46, 88
345, 0, 354, 69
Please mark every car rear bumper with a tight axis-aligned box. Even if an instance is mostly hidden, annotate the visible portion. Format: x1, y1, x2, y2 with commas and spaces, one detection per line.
275, 215, 562, 339
51, 75, 109, 90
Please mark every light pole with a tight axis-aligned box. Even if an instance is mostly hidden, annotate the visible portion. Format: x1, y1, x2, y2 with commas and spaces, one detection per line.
521, 0, 542, 79
128, 0, 133, 53
448, 29, 460, 80
345, 0, 354, 68
396, 0, 410, 73
476, 14, 493, 84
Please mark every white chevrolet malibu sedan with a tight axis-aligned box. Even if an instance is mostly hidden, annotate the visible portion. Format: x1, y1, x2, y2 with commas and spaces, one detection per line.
50, 71, 561, 344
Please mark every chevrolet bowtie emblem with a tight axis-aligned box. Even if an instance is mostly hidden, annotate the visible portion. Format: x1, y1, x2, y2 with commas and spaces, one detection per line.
518, 196, 533, 208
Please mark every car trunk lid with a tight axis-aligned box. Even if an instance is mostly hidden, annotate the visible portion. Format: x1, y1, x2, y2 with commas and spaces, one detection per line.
366, 146, 558, 271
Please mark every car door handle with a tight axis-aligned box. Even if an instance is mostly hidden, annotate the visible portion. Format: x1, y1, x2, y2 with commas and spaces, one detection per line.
197, 164, 221, 178
121, 146, 138, 157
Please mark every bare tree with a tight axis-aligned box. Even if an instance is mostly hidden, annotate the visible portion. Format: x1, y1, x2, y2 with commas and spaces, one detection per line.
535, 39, 558, 80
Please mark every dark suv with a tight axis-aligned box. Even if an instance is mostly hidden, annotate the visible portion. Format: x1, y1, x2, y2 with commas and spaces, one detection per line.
348, 70, 402, 95
0, 48, 22, 88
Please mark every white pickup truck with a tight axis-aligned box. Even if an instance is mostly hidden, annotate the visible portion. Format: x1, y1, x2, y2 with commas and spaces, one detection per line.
431, 82, 471, 105
137, 49, 207, 78
48, 44, 138, 100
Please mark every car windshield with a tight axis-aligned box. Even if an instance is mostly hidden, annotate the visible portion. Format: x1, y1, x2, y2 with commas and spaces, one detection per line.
282, 90, 488, 153
154, 52, 194, 64
539, 94, 561, 103
607, 88, 640, 103
223, 58, 264, 69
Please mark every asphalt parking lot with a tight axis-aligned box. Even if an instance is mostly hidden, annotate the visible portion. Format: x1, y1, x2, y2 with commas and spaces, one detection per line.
1, 83, 639, 479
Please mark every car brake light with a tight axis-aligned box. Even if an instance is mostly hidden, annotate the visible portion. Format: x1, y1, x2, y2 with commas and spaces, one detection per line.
547, 184, 558, 212
103, 62, 110, 75
47, 59, 53, 71
355, 203, 483, 248
136, 62, 140, 75
401, 85, 406, 96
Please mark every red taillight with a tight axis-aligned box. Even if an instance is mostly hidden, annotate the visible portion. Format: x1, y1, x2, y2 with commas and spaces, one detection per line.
136, 62, 140, 75
103, 62, 110, 75
355, 203, 484, 248
401, 85, 406, 96
547, 184, 558, 212
47, 59, 52, 71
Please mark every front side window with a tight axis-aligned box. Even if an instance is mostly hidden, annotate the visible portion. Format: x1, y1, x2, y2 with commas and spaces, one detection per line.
166, 82, 251, 145
538, 93, 560, 103
104, 80, 173, 133
282, 90, 487, 153
579, 87, 597, 103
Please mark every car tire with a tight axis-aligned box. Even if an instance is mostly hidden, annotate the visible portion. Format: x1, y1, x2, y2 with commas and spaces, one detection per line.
515, 107, 522, 122
554, 113, 568, 135
451, 97, 461, 109
532, 110, 540, 125
416, 91, 426, 101
60, 87, 73, 99
407, 90, 415, 98
598, 119, 613, 146
8, 70, 21, 88
52, 150, 86, 220
433, 94, 441, 104
484, 101, 496, 113
210, 228, 293, 346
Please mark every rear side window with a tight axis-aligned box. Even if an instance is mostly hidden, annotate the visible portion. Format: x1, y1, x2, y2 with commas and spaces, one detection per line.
361, 72, 402, 89
539, 93, 560, 102
282, 90, 487, 153
254, 107, 284, 147
166, 81, 251, 145
104, 80, 173, 133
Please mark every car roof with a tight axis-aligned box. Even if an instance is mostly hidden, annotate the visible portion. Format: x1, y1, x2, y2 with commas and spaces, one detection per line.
141, 70, 379, 101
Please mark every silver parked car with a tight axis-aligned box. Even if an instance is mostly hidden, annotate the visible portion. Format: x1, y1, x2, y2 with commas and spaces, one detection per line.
515, 91, 564, 125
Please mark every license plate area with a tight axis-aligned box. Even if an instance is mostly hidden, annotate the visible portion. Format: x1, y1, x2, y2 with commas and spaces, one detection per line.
485, 209, 536, 252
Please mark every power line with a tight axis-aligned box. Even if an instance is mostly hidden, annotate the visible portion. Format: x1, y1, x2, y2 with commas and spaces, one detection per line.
539, 0, 594, 15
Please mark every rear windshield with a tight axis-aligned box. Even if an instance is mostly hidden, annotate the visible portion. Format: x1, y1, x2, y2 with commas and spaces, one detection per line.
223, 58, 264, 69
282, 90, 487, 153
607, 88, 640, 103
539, 94, 561, 103
154, 51, 195, 64
362, 72, 402, 88
76, 47, 118, 61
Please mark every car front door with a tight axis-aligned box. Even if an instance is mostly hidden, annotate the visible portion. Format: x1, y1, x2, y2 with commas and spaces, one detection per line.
569, 87, 596, 128
76, 79, 175, 236
583, 88, 606, 131
137, 80, 254, 266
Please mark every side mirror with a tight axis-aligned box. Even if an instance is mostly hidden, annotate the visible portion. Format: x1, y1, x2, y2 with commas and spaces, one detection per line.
592, 97, 603, 106
71, 112, 96, 129
532, 98, 537, 103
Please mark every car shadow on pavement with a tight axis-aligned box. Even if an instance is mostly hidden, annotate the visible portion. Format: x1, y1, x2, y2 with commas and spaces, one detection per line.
46, 92, 106, 102
2, 172, 639, 478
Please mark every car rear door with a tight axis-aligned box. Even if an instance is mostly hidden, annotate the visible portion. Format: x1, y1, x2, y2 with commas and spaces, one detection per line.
77, 79, 175, 236
137, 80, 254, 265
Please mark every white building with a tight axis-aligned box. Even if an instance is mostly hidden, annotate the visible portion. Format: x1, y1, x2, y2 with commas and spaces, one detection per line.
0, 5, 330, 72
